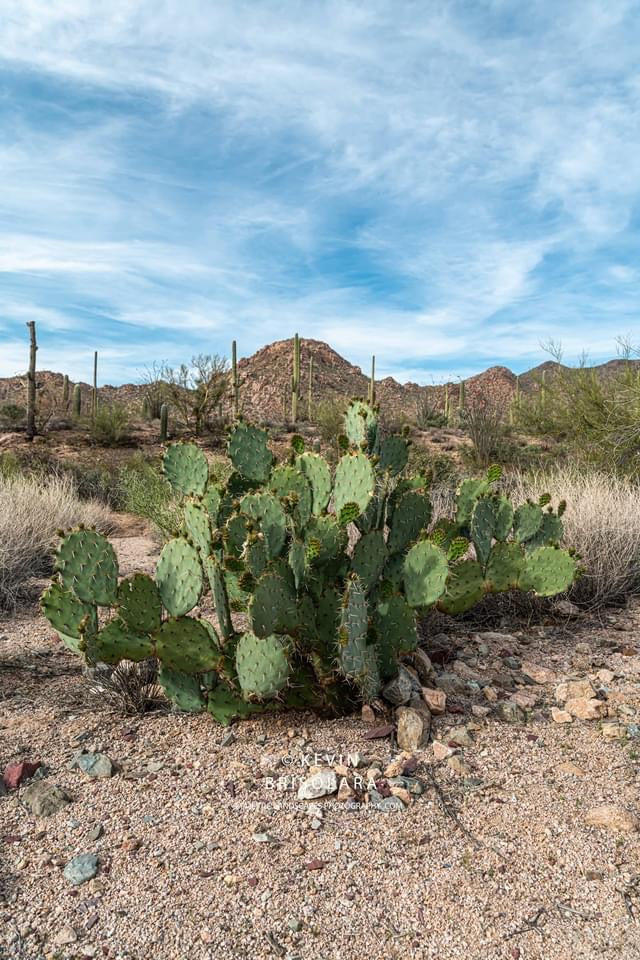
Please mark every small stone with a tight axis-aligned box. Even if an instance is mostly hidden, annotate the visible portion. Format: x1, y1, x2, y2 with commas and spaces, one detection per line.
511, 691, 537, 710
252, 832, 279, 843
471, 705, 490, 718
63, 853, 99, 886
584, 805, 639, 834
223, 874, 239, 885
369, 791, 405, 812
255, 734, 267, 746
498, 702, 526, 724
502, 656, 521, 670
396, 707, 426, 751
22, 781, 71, 817
337, 779, 355, 802
2, 760, 41, 790
433, 741, 456, 760
553, 599, 580, 616
382, 668, 415, 706
483, 686, 499, 703
297, 770, 337, 800
601, 723, 627, 740
389, 786, 411, 806
448, 725, 473, 746
551, 707, 573, 724
88, 823, 104, 841
555, 679, 596, 703
220, 731, 236, 748
361, 704, 376, 723
310, 817, 322, 830
586, 870, 604, 881
52, 925, 78, 947
384, 752, 413, 777
447, 755, 470, 776
556, 761, 585, 777
452, 659, 481, 680
288, 918, 303, 933
201, 929, 214, 944
565, 697, 606, 720
421, 687, 446, 715
596, 669, 615, 684
521, 661, 556, 684
71, 752, 114, 779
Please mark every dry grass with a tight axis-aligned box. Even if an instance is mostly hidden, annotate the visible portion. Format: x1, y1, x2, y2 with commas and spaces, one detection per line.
508, 467, 640, 607
0, 472, 115, 611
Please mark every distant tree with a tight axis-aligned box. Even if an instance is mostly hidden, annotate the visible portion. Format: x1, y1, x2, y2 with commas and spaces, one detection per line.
158, 355, 229, 436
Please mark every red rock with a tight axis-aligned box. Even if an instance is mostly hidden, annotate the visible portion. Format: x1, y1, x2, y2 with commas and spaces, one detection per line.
305, 858, 326, 871
362, 725, 394, 740
3, 761, 41, 790
247, 877, 259, 887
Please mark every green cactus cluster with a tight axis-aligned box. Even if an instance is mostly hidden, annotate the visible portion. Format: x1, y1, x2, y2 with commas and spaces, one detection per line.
41, 400, 578, 724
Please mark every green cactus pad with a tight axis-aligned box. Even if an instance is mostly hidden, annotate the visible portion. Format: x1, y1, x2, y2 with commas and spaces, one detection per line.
249, 571, 298, 637
163, 443, 209, 497
228, 422, 273, 483
184, 499, 213, 556
338, 578, 379, 698
351, 530, 387, 592
239, 492, 287, 558
484, 542, 524, 593
270, 465, 313, 528
519, 546, 576, 596
524, 512, 564, 552
156, 537, 203, 617
202, 484, 221, 526
156, 616, 220, 673
41, 580, 95, 643
455, 477, 490, 527
244, 537, 268, 579
117, 574, 162, 634
378, 435, 409, 476
297, 453, 331, 515
374, 595, 417, 679
288, 539, 307, 591
471, 495, 514, 566
304, 516, 346, 565
207, 685, 260, 725
224, 514, 249, 558
344, 400, 378, 448
513, 502, 544, 542
437, 559, 485, 615
91, 619, 154, 664
158, 665, 205, 712
235, 632, 291, 700
55, 529, 118, 606
403, 540, 448, 608
387, 490, 432, 555
333, 452, 375, 517
205, 556, 233, 640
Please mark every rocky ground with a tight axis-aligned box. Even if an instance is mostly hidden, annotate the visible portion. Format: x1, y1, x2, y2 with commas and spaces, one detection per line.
1, 530, 640, 960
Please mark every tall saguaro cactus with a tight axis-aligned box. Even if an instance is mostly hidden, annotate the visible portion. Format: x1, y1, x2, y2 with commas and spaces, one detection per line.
368, 355, 376, 406
231, 340, 240, 421
308, 355, 314, 421
444, 383, 451, 424
458, 379, 465, 414
73, 383, 82, 417
25, 321, 37, 441
92, 351, 98, 421
291, 332, 300, 423
62, 374, 70, 409
160, 403, 169, 441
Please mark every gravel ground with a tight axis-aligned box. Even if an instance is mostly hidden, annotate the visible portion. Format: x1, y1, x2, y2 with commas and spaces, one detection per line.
2, 532, 640, 960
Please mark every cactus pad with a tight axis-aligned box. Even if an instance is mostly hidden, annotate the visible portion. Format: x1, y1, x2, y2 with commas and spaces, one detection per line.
437, 559, 485, 615
297, 453, 331, 515
156, 537, 203, 617
117, 574, 162, 634
374, 595, 417, 678
235, 632, 291, 700
519, 546, 576, 596
55, 529, 118, 606
202, 484, 221, 526
239, 492, 287, 558
333, 452, 375, 517
455, 477, 489, 527
513, 502, 543, 542
403, 540, 448, 608
484, 542, 523, 592
205, 556, 233, 640
228, 422, 273, 482
378, 435, 409, 476
344, 399, 377, 448
41, 580, 95, 646
91, 619, 154, 664
184, 499, 213, 556
156, 616, 220, 673
158, 665, 205, 712
351, 530, 387, 592
250, 571, 298, 637
163, 442, 209, 497
270, 465, 313, 528
471, 495, 514, 566
387, 490, 432, 555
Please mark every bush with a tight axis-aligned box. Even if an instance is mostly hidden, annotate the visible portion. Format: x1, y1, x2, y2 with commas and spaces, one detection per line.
0, 473, 114, 611
415, 396, 447, 429
460, 399, 506, 468
0, 450, 121, 508
118, 455, 183, 539
313, 395, 349, 458
507, 467, 640, 608
89, 404, 131, 446
0, 403, 26, 428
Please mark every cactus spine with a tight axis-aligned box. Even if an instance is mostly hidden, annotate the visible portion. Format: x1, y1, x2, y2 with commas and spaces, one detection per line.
291, 333, 300, 424
73, 383, 82, 417
231, 340, 240, 421
91, 351, 98, 421
368, 355, 376, 406
25, 321, 37, 441
308, 355, 314, 421
160, 403, 169, 442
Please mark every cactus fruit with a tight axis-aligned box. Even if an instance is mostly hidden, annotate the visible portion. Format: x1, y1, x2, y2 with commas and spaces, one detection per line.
41, 398, 578, 721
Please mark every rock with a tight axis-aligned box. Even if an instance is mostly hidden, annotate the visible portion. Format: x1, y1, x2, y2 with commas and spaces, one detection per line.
584, 805, 639, 834
404, 648, 435, 684
471, 705, 491, 718
502, 656, 521, 670
396, 707, 426, 751
551, 707, 573, 724
288, 918, 303, 933
553, 599, 580, 616
596, 669, 615, 684
389, 786, 411, 806
498, 702, 526, 724
601, 723, 627, 740
2, 760, 41, 790
252, 832, 279, 843
297, 770, 337, 800
476, 631, 518, 644
369, 790, 405, 812
361, 704, 376, 724
0, 780, 6, 798
220, 730, 236, 748
565, 697, 606, 720
52, 925, 78, 947
63, 853, 99, 885
421, 687, 446, 715
447, 725, 473, 747
452, 659, 481, 681
555, 679, 596, 703
435, 672, 466, 695
22, 781, 71, 817
387, 775, 424, 796
433, 741, 456, 760
88, 822, 104, 841
483, 685, 499, 703
70, 752, 114, 778
384, 753, 413, 777
521, 661, 556, 685
337, 779, 355, 802
556, 761, 585, 777
382, 668, 415, 705
447, 755, 471, 776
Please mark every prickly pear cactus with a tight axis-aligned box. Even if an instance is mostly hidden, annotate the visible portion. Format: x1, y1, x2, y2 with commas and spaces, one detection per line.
41, 401, 578, 723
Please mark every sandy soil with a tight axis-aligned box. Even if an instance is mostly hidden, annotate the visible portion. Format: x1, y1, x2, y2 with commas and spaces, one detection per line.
1, 531, 640, 960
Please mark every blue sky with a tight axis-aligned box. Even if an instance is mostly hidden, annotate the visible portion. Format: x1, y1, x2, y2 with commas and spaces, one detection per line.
1, 1, 639, 385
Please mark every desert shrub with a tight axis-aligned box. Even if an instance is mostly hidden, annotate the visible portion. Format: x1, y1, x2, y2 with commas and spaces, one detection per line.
415, 395, 447, 429
460, 398, 506, 468
86, 659, 163, 714
507, 467, 640, 607
0, 473, 114, 611
118, 455, 183, 539
89, 404, 131, 446
0, 403, 26, 428
313, 394, 349, 457
0, 451, 21, 479
157, 355, 229, 436
0, 450, 121, 508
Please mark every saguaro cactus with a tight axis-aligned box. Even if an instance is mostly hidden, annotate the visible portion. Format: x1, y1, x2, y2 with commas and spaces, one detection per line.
160, 403, 169, 442
92, 351, 98, 421
62, 374, 70, 409
231, 341, 240, 420
444, 383, 451, 424
73, 383, 82, 417
458, 379, 465, 413
368, 356, 376, 406
291, 333, 300, 423
25, 321, 37, 441
308, 356, 314, 421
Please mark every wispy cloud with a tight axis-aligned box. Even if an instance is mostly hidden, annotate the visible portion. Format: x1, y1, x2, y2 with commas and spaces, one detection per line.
0, 1, 639, 382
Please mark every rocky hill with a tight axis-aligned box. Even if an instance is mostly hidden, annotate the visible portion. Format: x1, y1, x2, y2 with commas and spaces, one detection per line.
0, 338, 638, 424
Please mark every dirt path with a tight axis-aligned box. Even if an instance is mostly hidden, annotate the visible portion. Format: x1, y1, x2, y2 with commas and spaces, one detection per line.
1, 533, 640, 960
